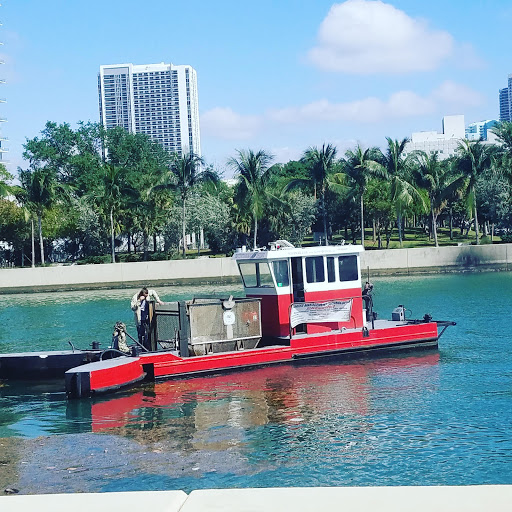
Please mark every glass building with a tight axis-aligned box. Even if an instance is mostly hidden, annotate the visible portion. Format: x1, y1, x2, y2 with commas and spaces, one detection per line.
499, 75, 512, 122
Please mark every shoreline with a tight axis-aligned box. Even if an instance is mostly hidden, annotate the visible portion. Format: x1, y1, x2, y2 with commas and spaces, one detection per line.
0, 243, 510, 294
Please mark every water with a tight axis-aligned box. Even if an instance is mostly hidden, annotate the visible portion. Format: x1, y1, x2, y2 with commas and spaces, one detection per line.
0, 273, 512, 494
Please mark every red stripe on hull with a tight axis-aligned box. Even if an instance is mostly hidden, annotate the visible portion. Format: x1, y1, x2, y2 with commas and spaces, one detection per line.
89, 359, 145, 392
82, 322, 439, 395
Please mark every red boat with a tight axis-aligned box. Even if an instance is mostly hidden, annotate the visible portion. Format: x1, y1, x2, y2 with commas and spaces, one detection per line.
65, 241, 455, 398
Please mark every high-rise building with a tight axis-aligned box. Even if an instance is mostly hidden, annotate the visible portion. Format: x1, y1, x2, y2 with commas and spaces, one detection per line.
499, 75, 512, 122
98, 62, 201, 156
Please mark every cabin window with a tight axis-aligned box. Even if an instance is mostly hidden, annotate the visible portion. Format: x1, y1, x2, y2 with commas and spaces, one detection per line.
272, 260, 289, 287
327, 257, 336, 282
305, 256, 325, 283
338, 255, 358, 282
239, 263, 257, 287
238, 262, 274, 288
258, 263, 274, 287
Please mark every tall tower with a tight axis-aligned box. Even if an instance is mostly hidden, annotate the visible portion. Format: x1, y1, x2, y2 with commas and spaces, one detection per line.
499, 75, 512, 123
98, 62, 201, 157
0, 5, 6, 162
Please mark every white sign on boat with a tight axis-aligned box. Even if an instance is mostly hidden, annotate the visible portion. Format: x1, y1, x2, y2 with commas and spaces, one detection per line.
290, 300, 352, 329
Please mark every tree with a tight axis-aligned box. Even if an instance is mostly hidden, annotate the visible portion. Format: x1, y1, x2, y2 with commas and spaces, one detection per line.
0, 198, 30, 265
0, 163, 13, 198
454, 140, 492, 245
92, 163, 133, 263
377, 138, 425, 246
99, 128, 170, 261
364, 179, 395, 249
156, 152, 216, 257
18, 167, 67, 265
411, 151, 465, 247
228, 149, 274, 250
301, 144, 340, 245
343, 145, 385, 246
272, 190, 317, 246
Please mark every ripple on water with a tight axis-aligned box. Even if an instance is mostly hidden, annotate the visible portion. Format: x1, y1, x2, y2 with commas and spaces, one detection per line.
1, 274, 512, 492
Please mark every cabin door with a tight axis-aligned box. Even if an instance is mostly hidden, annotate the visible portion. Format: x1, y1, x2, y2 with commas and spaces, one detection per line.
291, 257, 305, 303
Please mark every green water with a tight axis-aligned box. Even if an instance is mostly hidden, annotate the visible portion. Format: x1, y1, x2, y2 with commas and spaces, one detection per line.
0, 284, 244, 353
0, 273, 512, 494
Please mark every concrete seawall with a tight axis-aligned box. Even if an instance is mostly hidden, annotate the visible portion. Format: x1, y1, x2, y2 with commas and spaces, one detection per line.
0, 243, 510, 294
1, 485, 511, 511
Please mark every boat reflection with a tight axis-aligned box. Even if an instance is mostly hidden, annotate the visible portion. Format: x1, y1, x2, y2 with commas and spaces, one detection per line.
67, 351, 440, 451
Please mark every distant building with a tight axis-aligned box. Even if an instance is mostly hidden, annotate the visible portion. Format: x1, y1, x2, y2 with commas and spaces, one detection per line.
465, 119, 498, 141
98, 62, 201, 156
403, 115, 465, 160
499, 75, 512, 122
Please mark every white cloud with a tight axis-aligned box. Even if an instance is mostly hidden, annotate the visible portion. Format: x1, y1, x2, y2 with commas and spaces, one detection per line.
200, 107, 261, 140
202, 81, 483, 140
268, 81, 482, 124
271, 146, 303, 164
431, 80, 484, 108
308, 0, 454, 73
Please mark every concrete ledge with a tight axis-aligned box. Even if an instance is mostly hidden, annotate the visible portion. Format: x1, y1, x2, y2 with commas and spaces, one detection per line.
1, 486, 511, 512
182, 486, 512, 511
181, 486, 512, 511
0, 244, 510, 294
0, 490, 187, 512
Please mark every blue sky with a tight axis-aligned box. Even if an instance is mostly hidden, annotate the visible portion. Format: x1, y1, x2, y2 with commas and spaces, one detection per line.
2, 0, 511, 176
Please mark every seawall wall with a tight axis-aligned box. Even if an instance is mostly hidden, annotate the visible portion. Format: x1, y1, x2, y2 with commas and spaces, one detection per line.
0, 243, 510, 294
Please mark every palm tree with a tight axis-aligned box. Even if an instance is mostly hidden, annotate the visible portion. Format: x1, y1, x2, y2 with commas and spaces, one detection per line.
228, 149, 274, 250
411, 151, 465, 247
377, 138, 425, 246
157, 152, 215, 258
343, 145, 385, 246
490, 121, 512, 184
284, 144, 339, 245
18, 168, 63, 265
94, 163, 133, 263
454, 140, 491, 245
0, 163, 13, 198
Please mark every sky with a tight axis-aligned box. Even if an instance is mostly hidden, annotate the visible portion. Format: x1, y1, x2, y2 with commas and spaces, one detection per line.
1, 0, 511, 177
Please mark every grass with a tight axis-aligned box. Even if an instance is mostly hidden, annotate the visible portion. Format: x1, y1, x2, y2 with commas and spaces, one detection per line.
331, 227, 503, 250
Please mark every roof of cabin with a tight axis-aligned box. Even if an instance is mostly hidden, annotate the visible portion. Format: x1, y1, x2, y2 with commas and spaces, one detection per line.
233, 244, 364, 261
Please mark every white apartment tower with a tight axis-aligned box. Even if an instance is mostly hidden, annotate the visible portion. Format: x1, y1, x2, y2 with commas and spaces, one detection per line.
98, 62, 201, 156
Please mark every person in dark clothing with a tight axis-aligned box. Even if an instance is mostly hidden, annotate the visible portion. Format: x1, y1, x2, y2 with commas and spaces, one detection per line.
362, 281, 373, 318
130, 287, 163, 347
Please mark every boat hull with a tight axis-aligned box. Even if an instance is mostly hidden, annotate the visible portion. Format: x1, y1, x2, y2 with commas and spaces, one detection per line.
65, 320, 440, 398
0, 350, 102, 379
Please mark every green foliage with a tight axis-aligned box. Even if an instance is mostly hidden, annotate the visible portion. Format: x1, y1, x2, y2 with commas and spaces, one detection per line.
276, 190, 317, 246
76, 254, 112, 265
0, 163, 14, 198
228, 149, 275, 249
8, 117, 512, 268
0, 199, 29, 250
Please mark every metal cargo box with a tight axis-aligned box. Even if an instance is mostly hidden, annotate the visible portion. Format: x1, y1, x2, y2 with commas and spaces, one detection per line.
188, 297, 261, 355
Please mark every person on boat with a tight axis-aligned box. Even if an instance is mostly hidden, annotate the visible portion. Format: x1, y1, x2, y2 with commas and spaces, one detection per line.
131, 287, 164, 347
112, 321, 130, 354
362, 281, 373, 315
